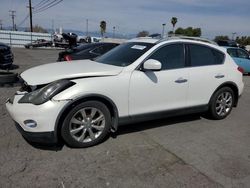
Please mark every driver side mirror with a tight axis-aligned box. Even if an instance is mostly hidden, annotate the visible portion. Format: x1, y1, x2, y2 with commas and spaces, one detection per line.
143, 59, 162, 71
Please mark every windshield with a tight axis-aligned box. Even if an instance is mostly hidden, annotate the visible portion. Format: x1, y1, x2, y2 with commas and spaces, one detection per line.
95, 42, 154, 67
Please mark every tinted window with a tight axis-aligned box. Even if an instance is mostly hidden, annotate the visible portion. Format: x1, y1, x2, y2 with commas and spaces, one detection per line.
148, 44, 185, 70
92, 44, 118, 55
96, 42, 154, 67
227, 48, 237, 57
91, 46, 106, 55
74, 43, 98, 52
189, 44, 224, 66
237, 49, 249, 59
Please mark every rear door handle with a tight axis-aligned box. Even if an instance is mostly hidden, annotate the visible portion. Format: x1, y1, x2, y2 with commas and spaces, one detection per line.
215, 74, 225, 79
175, 78, 188, 83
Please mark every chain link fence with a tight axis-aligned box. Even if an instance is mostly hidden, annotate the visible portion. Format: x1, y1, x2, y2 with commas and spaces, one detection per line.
0, 30, 53, 47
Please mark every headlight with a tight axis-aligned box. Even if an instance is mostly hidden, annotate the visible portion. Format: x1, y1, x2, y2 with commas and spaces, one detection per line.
19, 80, 75, 105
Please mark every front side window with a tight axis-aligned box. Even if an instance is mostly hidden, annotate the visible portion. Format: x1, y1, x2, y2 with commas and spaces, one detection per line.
96, 42, 154, 67
237, 49, 249, 59
148, 44, 185, 70
189, 44, 224, 67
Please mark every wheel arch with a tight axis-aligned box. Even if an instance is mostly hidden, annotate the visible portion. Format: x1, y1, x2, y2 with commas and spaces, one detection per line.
210, 81, 239, 107
54, 94, 119, 142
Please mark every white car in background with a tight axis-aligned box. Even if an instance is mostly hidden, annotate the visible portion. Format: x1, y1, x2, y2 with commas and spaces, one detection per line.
6, 37, 244, 148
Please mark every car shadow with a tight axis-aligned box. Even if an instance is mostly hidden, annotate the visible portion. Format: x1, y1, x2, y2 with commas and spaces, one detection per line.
25, 113, 202, 151
113, 113, 202, 136
26, 139, 64, 151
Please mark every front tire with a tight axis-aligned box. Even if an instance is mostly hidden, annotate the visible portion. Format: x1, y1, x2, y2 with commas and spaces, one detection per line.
208, 87, 234, 120
61, 101, 111, 148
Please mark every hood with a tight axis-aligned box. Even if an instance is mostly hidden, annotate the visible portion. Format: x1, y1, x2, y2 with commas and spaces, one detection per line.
21, 60, 123, 85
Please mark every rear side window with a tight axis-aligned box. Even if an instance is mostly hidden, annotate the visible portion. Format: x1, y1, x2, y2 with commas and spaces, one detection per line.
189, 44, 224, 67
237, 49, 249, 59
227, 48, 237, 57
149, 44, 185, 70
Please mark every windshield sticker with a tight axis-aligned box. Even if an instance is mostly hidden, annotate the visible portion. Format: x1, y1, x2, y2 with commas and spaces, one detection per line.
131, 45, 146, 50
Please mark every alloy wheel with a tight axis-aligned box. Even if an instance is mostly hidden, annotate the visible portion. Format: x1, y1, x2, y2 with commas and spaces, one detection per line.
69, 107, 105, 143
215, 91, 233, 117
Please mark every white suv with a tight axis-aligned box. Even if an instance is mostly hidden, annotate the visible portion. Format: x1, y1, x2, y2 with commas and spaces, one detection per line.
6, 37, 244, 147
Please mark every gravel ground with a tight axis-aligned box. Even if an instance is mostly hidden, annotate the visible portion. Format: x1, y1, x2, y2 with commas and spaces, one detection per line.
0, 48, 249, 188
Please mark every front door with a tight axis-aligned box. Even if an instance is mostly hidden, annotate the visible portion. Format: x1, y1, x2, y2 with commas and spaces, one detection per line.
129, 43, 189, 116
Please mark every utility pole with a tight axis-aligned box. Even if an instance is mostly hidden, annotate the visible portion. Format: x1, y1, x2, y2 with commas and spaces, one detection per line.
0, 20, 2, 30
162, 23, 166, 38
27, 0, 33, 32
113, 26, 115, 38
232, 32, 237, 40
9, 10, 16, 31
51, 19, 54, 32
86, 19, 88, 36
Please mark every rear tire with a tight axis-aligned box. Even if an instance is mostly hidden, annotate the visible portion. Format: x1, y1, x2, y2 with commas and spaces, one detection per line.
61, 101, 111, 148
208, 87, 234, 120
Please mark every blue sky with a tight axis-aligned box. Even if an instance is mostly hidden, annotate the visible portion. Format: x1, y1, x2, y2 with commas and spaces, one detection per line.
0, 0, 250, 38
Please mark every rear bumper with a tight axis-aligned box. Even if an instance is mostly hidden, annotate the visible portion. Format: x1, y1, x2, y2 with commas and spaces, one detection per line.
15, 122, 57, 143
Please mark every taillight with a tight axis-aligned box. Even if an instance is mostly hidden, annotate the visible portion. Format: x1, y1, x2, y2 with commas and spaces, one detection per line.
64, 55, 72, 61
237, 67, 244, 74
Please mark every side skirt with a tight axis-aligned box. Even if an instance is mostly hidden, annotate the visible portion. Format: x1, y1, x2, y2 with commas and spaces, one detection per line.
118, 105, 208, 126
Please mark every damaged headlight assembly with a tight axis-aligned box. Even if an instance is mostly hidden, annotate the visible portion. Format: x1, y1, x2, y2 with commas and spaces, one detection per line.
19, 80, 75, 105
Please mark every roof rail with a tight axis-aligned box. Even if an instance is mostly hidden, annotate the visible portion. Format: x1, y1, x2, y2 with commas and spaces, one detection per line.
158, 35, 218, 45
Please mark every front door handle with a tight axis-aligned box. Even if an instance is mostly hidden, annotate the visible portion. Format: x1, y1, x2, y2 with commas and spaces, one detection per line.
215, 74, 225, 79
175, 78, 188, 83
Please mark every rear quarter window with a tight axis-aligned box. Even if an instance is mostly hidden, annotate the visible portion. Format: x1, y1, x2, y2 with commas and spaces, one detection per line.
227, 48, 237, 57
189, 44, 225, 67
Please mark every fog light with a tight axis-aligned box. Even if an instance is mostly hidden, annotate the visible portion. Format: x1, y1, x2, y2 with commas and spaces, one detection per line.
24, 120, 37, 128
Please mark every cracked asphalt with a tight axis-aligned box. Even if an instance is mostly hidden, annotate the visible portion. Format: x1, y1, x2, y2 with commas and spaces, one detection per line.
0, 48, 249, 187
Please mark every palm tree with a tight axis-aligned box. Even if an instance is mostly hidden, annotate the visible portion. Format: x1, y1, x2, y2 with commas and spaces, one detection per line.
100, 21, 106, 38
171, 17, 178, 34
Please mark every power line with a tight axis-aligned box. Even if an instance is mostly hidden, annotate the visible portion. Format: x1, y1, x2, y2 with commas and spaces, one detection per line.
17, 14, 29, 27
34, 0, 50, 9
34, 0, 63, 14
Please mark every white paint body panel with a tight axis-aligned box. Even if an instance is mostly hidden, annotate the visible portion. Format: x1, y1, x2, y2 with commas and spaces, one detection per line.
129, 69, 188, 115
21, 60, 123, 85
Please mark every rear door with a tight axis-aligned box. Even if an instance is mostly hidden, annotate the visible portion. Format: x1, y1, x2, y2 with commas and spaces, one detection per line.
186, 44, 226, 106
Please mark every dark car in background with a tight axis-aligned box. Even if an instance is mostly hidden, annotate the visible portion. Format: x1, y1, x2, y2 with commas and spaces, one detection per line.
57, 42, 119, 61
0, 42, 13, 68
217, 40, 238, 47
226, 47, 250, 74
24, 39, 52, 49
